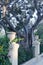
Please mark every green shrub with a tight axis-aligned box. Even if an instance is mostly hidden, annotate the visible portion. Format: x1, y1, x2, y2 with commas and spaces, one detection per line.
0, 36, 12, 65
18, 45, 33, 65
40, 44, 43, 54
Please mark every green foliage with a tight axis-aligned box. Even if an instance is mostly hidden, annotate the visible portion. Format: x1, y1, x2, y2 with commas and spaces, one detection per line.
11, 38, 24, 43
40, 44, 43, 54
36, 23, 43, 39
0, 36, 12, 65
18, 45, 33, 65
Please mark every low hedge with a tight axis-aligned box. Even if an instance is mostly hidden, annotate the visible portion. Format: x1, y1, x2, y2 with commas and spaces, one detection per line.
18, 45, 33, 65
0, 36, 12, 65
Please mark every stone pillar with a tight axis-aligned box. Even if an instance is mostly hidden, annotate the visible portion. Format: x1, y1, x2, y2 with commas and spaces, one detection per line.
7, 32, 19, 65
10, 43, 19, 65
32, 35, 40, 57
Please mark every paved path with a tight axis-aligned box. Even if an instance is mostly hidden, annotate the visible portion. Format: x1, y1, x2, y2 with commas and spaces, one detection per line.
22, 53, 43, 65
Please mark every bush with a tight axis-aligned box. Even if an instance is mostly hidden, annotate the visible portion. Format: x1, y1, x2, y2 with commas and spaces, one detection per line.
40, 44, 43, 54
0, 36, 12, 65
18, 45, 33, 65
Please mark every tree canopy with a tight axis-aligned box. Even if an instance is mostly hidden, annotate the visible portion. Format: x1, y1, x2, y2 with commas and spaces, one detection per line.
0, 0, 43, 32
